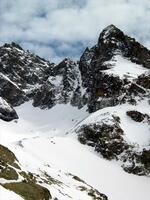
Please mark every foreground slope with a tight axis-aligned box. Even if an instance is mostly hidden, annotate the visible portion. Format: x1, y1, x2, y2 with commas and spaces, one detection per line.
0, 102, 150, 200
0, 104, 107, 200
0, 186, 23, 200
15, 136, 149, 200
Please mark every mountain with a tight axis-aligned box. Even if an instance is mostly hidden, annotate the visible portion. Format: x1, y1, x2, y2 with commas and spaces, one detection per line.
0, 25, 150, 200
0, 25, 149, 111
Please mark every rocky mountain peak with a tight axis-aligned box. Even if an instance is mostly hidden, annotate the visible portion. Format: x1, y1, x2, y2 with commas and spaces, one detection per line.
98, 24, 125, 46
79, 25, 150, 112
0, 42, 54, 106
52, 58, 77, 75
0, 25, 150, 117
97, 24, 150, 68
3, 42, 24, 51
97, 24, 128, 60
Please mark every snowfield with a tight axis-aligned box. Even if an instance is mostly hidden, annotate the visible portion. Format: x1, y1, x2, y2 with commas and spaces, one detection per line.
0, 101, 150, 200
0, 185, 23, 200
10, 136, 150, 200
0, 101, 88, 145
103, 55, 149, 80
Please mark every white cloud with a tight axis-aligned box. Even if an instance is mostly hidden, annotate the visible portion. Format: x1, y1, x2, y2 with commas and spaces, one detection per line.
0, 0, 150, 62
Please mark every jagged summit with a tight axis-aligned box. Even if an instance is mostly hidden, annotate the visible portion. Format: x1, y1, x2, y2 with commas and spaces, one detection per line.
0, 25, 150, 113
97, 24, 150, 68
79, 25, 150, 112
3, 42, 24, 51
98, 24, 124, 43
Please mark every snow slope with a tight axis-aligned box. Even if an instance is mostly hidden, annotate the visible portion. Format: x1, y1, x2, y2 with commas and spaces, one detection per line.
0, 101, 150, 200
0, 101, 88, 145
8, 136, 150, 200
103, 55, 149, 80
0, 186, 23, 200
75, 100, 150, 147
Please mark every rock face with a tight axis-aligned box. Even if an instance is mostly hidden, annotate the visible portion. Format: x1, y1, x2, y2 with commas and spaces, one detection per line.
78, 120, 128, 160
76, 108, 150, 176
126, 110, 150, 122
136, 73, 150, 89
0, 43, 85, 112
79, 24, 150, 112
0, 42, 53, 106
33, 58, 83, 108
0, 73, 26, 106
0, 97, 18, 121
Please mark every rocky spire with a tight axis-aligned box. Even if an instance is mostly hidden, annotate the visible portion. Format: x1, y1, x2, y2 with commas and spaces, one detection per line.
98, 24, 124, 43
97, 24, 128, 55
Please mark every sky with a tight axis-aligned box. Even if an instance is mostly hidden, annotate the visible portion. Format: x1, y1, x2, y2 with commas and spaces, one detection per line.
0, 0, 150, 63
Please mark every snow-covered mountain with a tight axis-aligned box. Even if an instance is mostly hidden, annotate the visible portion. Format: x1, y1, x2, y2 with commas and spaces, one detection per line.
0, 25, 150, 200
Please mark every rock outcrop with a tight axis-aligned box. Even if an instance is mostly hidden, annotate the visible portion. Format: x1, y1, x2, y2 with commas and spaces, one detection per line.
0, 97, 18, 121
76, 108, 150, 176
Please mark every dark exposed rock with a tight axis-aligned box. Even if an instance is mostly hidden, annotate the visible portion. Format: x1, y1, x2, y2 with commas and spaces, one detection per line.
77, 120, 129, 160
0, 73, 26, 106
136, 73, 150, 89
88, 74, 125, 112
3, 42, 23, 51
122, 148, 150, 176
126, 110, 150, 122
128, 83, 146, 95
0, 42, 53, 106
33, 58, 84, 108
0, 144, 19, 168
140, 149, 150, 169
0, 97, 18, 122
0, 43, 52, 87
4, 182, 52, 200
50, 58, 81, 104
76, 110, 150, 176
33, 83, 55, 109
79, 46, 96, 88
